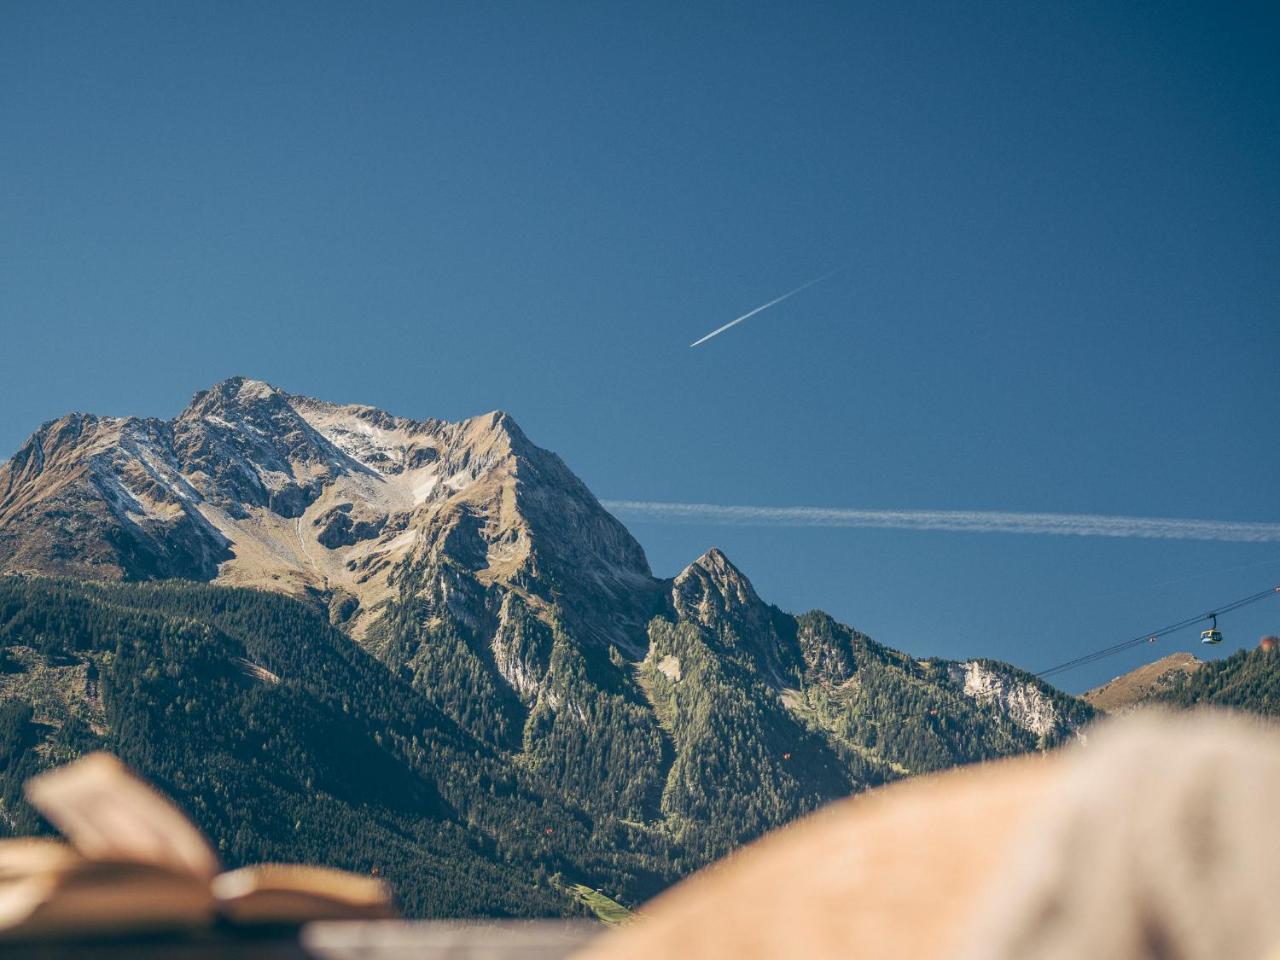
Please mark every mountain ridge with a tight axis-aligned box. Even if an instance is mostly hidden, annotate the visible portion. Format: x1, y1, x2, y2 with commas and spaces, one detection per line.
1083, 652, 1204, 713
0, 377, 1096, 915
0, 377, 659, 647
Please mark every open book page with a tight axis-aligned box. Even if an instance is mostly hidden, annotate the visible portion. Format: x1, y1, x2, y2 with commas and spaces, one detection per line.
0, 857, 214, 940
4, 753, 396, 938
24, 752, 220, 882
213, 864, 395, 924
0, 839, 81, 882
0, 838, 214, 940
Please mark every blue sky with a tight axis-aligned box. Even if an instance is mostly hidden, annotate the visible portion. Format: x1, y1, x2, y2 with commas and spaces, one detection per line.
2, 1, 1278, 691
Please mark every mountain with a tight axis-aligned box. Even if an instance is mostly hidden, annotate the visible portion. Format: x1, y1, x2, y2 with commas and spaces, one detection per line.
0, 377, 1095, 916
1150, 643, 1280, 716
1084, 652, 1203, 713
0, 377, 658, 646
0, 576, 662, 918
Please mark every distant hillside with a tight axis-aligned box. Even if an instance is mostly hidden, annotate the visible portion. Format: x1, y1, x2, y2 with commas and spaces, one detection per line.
1152, 646, 1280, 716
1084, 652, 1203, 713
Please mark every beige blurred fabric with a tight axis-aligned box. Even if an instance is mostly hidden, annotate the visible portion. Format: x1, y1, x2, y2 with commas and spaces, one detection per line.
962, 710, 1280, 960
575, 751, 1061, 960
576, 710, 1280, 960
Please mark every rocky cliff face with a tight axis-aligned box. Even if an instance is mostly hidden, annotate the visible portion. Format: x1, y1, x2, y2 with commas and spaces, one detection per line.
948, 660, 1073, 740
0, 412, 233, 581
0, 377, 658, 646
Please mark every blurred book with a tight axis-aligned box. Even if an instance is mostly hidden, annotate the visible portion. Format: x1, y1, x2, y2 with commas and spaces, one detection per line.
0, 753, 395, 941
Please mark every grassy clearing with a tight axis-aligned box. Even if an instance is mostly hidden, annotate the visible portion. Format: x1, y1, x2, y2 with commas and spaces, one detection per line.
568, 883, 634, 926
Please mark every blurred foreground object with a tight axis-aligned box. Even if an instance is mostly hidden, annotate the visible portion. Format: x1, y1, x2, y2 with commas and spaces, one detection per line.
964, 710, 1280, 960
302, 920, 598, 960
576, 711, 1280, 960
0, 753, 394, 942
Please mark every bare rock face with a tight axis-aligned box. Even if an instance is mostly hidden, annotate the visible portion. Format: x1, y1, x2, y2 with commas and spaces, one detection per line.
0, 377, 661, 647
948, 660, 1067, 740
490, 592, 555, 703
313, 503, 388, 548
672, 548, 766, 630
0, 413, 232, 581
172, 377, 346, 517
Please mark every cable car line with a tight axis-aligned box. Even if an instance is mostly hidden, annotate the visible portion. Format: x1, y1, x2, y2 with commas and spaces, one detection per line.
1036, 584, 1279, 679
1035, 584, 1280, 681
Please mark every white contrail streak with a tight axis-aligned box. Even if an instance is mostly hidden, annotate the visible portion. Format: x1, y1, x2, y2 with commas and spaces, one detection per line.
689, 265, 847, 347
600, 500, 1280, 544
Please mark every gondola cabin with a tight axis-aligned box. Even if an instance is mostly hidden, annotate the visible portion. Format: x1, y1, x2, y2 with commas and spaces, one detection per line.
1201, 614, 1223, 645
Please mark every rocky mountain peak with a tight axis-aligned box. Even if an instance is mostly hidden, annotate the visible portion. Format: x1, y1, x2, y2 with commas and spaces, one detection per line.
669, 547, 795, 681
0, 379, 659, 645
673, 548, 766, 626
179, 377, 317, 443
186, 375, 287, 411
172, 377, 373, 522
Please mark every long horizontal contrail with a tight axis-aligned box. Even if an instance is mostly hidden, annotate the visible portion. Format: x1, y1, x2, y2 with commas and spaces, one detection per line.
690, 265, 846, 347
601, 500, 1280, 544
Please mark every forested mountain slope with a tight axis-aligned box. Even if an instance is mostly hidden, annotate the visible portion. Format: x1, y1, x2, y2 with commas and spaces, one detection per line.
0, 576, 676, 917
1153, 645, 1280, 716
0, 379, 1098, 915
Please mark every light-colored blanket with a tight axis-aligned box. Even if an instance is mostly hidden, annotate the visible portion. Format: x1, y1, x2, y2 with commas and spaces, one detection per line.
966, 711, 1280, 960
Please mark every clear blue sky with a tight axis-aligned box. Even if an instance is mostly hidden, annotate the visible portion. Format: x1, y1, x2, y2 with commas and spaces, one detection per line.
2, 1, 1278, 691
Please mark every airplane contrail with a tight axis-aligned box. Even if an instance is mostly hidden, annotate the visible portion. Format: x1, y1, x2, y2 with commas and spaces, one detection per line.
600, 500, 1280, 543
689, 265, 847, 347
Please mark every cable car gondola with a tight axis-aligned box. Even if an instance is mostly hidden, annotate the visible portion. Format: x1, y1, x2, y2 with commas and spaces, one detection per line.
1036, 585, 1280, 680
1200, 614, 1223, 646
